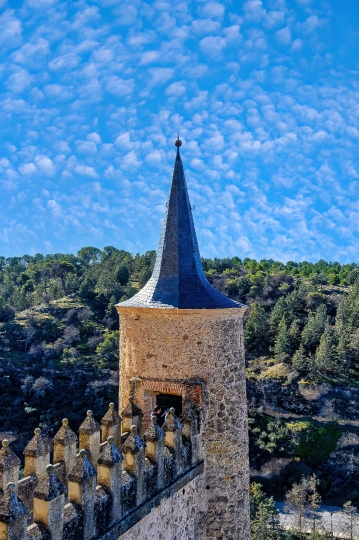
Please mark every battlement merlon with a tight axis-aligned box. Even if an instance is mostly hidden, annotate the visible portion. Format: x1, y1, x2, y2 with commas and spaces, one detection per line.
0, 398, 203, 539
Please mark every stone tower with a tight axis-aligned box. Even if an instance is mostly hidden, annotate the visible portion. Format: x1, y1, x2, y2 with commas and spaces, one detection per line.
117, 140, 250, 539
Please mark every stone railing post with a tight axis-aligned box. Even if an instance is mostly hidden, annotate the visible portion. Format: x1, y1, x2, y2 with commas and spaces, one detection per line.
68, 449, 97, 540
0, 483, 28, 540
101, 403, 122, 448
0, 440, 20, 494
53, 418, 78, 484
79, 410, 101, 469
33, 464, 67, 540
121, 398, 143, 434
122, 426, 146, 504
24, 428, 51, 479
143, 417, 165, 490
97, 436, 124, 524
163, 407, 183, 475
180, 404, 201, 465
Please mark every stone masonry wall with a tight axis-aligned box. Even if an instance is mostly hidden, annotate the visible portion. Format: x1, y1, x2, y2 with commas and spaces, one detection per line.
119, 474, 206, 540
117, 306, 250, 540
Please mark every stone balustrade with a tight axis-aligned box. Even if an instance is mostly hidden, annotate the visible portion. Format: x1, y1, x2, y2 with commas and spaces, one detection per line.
0, 401, 203, 540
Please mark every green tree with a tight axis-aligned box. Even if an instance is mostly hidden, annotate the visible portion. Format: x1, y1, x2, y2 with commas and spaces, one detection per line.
45, 260, 76, 295
96, 331, 119, 369
250, 483, 282, 540
77, 246, 102, 266
315, 324, 337, 374
274, 317, 291, 358
270, 297, 293, 330
289, 319, 301, 351
244, 303, 269, 351
116, 264, 129, 286
292, 344, 307, 373
79, 277, 96, 301
308, 475, 322, 535
311, 272, 328, 290
301, 304, 328, 353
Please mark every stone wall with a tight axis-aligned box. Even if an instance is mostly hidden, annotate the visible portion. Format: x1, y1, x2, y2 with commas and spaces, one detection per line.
117, 306, 250, 540
119, 474, 206, 540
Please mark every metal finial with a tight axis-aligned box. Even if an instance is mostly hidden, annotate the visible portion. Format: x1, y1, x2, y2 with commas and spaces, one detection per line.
175, 134, 182, 148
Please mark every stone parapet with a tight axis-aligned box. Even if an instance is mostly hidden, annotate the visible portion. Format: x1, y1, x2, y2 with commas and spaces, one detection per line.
0, 401, 202, 539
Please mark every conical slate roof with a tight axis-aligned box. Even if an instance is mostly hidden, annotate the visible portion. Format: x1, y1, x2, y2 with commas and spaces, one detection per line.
118, 141, 243, 310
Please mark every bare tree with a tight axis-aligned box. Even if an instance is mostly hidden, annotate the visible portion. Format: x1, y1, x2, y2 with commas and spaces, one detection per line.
285, 477, 309, 536
341, 501, 359, 540
78, 307, 93, 321
63, 325, 80, 346
32, 377, 53, 401
21, 376, 35, 395
23, 327, 35, 351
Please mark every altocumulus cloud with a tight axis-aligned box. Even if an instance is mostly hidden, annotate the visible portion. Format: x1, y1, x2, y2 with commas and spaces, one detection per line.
1, 0, 359, 263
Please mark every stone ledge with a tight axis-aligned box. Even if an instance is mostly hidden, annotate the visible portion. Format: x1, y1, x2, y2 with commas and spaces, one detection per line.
98, 460, 204, 540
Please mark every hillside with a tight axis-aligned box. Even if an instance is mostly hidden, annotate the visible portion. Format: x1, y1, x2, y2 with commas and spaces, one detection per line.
1, 248, 359, 505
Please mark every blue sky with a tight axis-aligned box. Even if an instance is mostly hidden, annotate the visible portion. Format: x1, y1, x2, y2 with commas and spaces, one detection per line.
1, 0, 359, 263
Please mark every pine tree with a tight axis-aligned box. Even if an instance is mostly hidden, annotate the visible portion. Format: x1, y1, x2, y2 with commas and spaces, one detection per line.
274, 317, 291, 358
289, 319, 301, 351
301, 304, 328, 353
244, 303, 269, 351
250, 483, 281, 540
292, 344, 307, 373
315, 323, 336, 374
288, 287, 307, 318
270, 297, 293, 330
308, 475, 322, 535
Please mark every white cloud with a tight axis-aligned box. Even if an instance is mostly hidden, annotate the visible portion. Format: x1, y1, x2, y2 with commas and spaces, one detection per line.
291, 38, 303, 51
0, 10, 22, 47
198, 2, 225, 20
47, 199, 62, 217
106, 77, 135, 96
26, 0, 57, 8
299, 15, 326, 32
87, 132, 101, 144
165, 82, 186, 96
243, 0, 265, 22
276, 27, 291, 45
140, 50, 160, 64
6, 69, 32, 93
19, 163, 36, 175
48, 53, 80, 71
44, 84, 73, 100
12, 37, 49, 65
148, 68, 174, 86
199, 35, 226, 58
191, 19, 221, 36
75, 165, 98, 178
35, 156, 55, 175
76, 141, 97, 153
145, 150, 162, 165
115, 4, 138, 25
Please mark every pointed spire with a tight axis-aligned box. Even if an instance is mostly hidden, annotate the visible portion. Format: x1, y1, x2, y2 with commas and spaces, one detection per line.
118, 139, 243, 309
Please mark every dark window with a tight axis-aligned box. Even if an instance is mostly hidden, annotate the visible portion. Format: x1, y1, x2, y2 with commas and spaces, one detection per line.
156, 393, 182, 416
